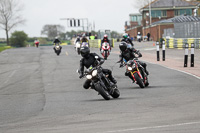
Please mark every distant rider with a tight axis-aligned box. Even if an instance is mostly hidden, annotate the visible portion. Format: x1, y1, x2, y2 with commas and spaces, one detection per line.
100, 34, 111, 51
121, 33, 134, 47
118, 42, 149, 82
78, 47, 117, 89
34, 39, 39, 47
74, 35, 81, 44
53, 37, 62, 52
80, 34, 90, 47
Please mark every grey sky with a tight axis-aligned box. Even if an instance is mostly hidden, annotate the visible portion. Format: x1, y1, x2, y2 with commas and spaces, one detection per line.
0, 0, 140, 38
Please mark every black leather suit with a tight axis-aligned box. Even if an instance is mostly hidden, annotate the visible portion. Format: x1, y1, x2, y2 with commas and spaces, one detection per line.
79, 53, 116, 89
119, 48, 148, 81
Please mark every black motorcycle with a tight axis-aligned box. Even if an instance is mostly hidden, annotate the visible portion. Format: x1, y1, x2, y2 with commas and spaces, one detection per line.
53, 44, 62, 56
78, 57, 120, 100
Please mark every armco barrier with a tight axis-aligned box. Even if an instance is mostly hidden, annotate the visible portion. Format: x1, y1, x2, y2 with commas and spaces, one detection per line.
88, 39, 115, 48
89, 39, 101, 48
165, 38, 200, 49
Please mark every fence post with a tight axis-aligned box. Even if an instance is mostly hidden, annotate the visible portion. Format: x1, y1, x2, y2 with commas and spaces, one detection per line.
191, 43, 194, 67
184, 43, 189, 67
156, 41, 160, 61
162, 41, 165, 61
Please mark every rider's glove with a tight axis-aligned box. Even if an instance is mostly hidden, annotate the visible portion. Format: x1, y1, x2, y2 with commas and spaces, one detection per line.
119, 63, 123, 68
94, 60, 100, 66
138, 53, 142, 57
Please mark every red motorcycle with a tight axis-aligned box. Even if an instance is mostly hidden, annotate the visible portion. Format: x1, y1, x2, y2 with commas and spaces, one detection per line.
100, 42, 111, 60
122, 58, 149, 88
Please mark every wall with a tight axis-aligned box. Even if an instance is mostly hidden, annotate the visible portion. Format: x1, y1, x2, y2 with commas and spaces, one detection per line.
143, 24, 174, 41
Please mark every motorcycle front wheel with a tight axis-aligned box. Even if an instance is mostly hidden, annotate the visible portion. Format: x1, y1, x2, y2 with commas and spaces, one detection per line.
77, 48, 80, 55
95, 84, 110, 100
104, 51, 107, 60
56, 50, 60, 56
134, 73, 145, 88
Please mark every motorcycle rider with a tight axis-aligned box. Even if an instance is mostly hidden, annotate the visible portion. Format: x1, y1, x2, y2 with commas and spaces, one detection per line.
100, 34, 111, 51
53, 37, 62, 52
121, 33, 134, 47
34, 39, 39, 47
74, 35, 81, 44
80, 34, 90, 47
74, 35, 81, 49
79, 47, 117, 89
118, 42, 149, 82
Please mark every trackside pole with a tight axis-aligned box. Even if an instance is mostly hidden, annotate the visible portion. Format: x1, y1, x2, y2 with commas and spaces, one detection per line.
184, 43, 189, 67
162, 41, 165, 61
156, 41, 160, 61
191, 43, 194, 67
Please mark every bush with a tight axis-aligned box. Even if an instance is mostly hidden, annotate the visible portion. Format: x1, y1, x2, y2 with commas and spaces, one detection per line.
10, 31, 28, 47
0, 46, 12, 52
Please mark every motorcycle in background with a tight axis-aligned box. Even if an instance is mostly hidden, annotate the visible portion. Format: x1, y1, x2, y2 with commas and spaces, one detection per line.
100, 42, 111, 60
34, 40, 39, 48
53, 43, 62, 56
75, 41, 81, 55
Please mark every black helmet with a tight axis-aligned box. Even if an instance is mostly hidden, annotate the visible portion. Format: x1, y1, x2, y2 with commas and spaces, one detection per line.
80, 47, 90, 58
119, 42, 127, 52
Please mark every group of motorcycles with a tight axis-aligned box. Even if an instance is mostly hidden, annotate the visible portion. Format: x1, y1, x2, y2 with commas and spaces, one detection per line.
74, 40, 149, 100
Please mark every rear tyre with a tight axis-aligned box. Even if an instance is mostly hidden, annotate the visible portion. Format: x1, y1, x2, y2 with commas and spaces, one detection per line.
134, 73, 145, 88
95, 84, 110, 100
110, 88, 120, 98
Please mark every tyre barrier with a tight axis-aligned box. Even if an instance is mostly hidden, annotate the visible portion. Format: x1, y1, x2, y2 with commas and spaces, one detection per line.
164, 38, 200, 49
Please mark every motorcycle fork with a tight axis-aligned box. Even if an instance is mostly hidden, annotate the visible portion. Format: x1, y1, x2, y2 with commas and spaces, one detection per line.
130, 68, 143, 81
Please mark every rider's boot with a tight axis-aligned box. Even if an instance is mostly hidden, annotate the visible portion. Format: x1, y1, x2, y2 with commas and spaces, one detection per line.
108, 75, 117, 84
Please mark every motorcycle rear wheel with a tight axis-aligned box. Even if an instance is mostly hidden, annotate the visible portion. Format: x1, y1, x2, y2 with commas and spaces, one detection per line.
110, 88, 120, 98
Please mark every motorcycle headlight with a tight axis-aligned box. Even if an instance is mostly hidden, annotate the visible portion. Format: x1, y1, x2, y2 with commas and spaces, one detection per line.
86, 75, 92, 79
92, 70, 98, 76
128, 66, 132, 71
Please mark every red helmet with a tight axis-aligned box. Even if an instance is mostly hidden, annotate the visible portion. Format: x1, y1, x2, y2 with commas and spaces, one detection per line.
104, 34, 108, 38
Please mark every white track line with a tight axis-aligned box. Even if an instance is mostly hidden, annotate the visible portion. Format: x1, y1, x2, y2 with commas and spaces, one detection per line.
4, 70, 16, 84
97, 121, 200, 133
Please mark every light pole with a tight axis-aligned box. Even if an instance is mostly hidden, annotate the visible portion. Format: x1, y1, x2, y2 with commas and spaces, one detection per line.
149, 0, 152, 25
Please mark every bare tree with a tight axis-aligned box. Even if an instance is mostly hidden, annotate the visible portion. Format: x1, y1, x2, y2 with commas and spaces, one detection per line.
0, 0, 25, 45
41, 24, 65, 40
132, 0, 150, 12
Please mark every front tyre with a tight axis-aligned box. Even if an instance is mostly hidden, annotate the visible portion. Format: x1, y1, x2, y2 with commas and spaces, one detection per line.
95, 84, 110, 100
77, 48, 80, 55
104, 51, 107, 60
56, 50, 61, 56
134, 73, 145, 88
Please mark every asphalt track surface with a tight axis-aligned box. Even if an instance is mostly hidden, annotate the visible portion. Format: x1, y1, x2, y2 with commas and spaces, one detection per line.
0, 43, 200, 133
